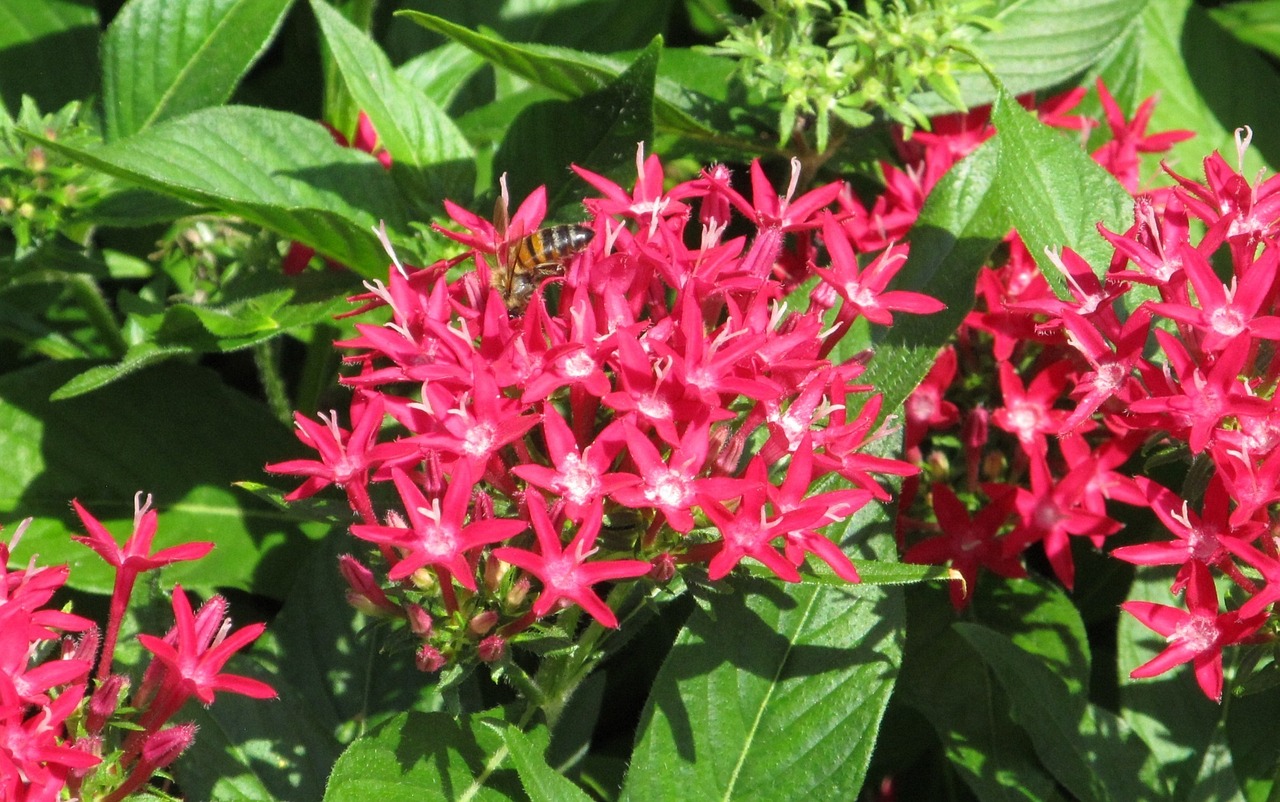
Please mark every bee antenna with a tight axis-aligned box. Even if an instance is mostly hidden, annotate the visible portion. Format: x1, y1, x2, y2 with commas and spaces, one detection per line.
372, 221, 409, 280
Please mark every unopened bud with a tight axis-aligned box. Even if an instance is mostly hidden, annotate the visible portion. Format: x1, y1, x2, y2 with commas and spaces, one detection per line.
422, 450, 444, 497
141, 723, 198, 768
468, 610, 499, 636
87, 674, 129, 736
405, 604, 432, 637
338, 554, 397, 616
483, 553, 509, 593
409, 566, 437, 591
505, 576, 531, 609
477, 635, 506, 663
648, 552, 677, 583
415, 644, 446, 673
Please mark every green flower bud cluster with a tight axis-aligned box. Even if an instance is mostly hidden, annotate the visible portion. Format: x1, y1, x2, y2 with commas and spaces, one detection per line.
708, 0, 997, 153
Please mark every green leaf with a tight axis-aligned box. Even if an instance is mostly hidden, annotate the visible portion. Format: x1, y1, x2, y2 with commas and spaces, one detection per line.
1210, 0, 1280, 60
495, 37, 658, 211
0, 0, 98, 113
0, 360, 317, 597
917, 0, 1147, 114
173, 651, 333, 802
623, 576, 903, 800
957, 623, 1164, 802
988, 85, 1134, 296
101, 0, 294, 140
397, 42, 487, 110
1117, 566, 1268, 799
741, 559, 953, 587
176, 526, 442, 801
323, 712, 523, 802
26, 106, 408, 277
503, 725, 595, 802
1135, 0, 1280, 174
898, 589, 1062, 801
973, 578, 1093, 697
859, 136, 1006, 417
50, 343, 195, 399
310, 0, 475, 204
398, 11, 759, 153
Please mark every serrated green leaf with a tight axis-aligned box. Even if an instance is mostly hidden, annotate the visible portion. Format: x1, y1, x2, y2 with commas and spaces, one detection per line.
102, 0, 293, 140
973, 578, 1093, 697
398, 11, 761, 154
989, 85, 1133, 297
1210, 0, 1280, 60
624, 576, 902, 801
397, 42, 487, 110
0, 0, 98, 113
741, 559, 954, 587
1137, 0, 1280, 173
859, 136, 1006, 417
51, 343, 194, 399
1, 360, 316, 597
899, 589, 1062, 801
916, 0, 1147, 114
26, 106, 408, 277
174, 652, 333, 802
957, 622, 1164, 802
495, 37, 658, 211
323, 712, 522, 802
1118, 565, 1256, 799
503, 725, 595, 802
310, 0, 475, 204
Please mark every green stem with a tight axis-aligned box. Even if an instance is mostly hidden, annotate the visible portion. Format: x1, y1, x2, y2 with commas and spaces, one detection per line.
531, 583, 644, 729
253, 339, 292, 425
295, 324, 340, 417
65, 273, 126, 357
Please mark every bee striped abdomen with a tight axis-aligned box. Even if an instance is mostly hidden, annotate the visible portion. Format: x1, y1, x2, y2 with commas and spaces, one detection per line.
500, 223, 595, 311
512, 224, 594, 271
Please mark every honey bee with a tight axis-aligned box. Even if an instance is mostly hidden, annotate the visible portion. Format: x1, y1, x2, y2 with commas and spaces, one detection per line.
490, 189, 594, 312
494, 224, 594, 312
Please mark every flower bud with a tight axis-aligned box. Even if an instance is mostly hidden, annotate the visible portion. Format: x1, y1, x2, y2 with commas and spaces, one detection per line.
648, 552, 677, 583
87, 674, 129, 736
405, 604, 433, 637
338, 554, 397, 616
505, 576, 531, 609
468, 610, 499, 636
477, 635, 506, 663
415, 644, 446, 673
142, 723, 198, 767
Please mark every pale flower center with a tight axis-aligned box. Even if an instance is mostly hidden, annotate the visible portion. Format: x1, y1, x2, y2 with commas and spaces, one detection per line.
1172, 613, 1219, 654
1209, 306, 1245, 337
907, 390, 939, 422
556, 455, 600, 505
1187, 526, 1221, 563
562, 351, 596, 379
847, 283, 876, 308
637, 393, 672, 421
646, 468, 692, 509
1006, 403, 1042, 438
1094, 363, 1126, 393
464, 423, 496, 458
419, 521, 458, 560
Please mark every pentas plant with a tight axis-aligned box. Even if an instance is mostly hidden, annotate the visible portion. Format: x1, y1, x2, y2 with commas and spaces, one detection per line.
1, 495, 274, 801
267, 147, 941, 685
891, 82, 1280, 701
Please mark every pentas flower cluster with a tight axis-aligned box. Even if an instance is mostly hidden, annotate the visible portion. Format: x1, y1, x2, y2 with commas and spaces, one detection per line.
1, 495, 274, 800
268, 148, 941, 668
890, 83, 1280, 700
